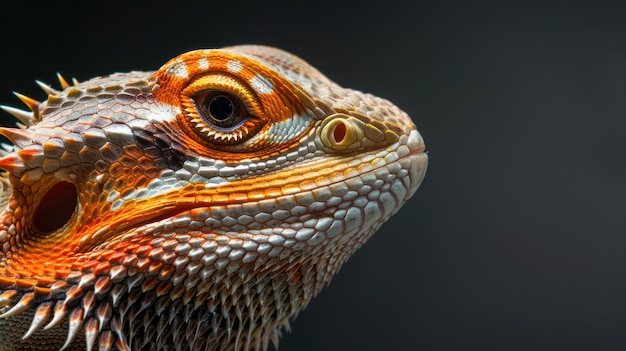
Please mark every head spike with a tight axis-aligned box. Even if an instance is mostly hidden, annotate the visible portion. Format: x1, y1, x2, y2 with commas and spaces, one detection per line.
0, 154, 25, 173
72, 78, 80, 86
0, 105, 34, 127
0, 142, 13, 153
12, 92, 40, 118
35, 80, 60, 96
0, 143, 13, 157
0, 127, 34, 148
57, 73, 71, 89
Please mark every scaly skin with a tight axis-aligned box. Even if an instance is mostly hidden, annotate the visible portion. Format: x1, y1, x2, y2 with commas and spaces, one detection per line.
0, 45, 427, 350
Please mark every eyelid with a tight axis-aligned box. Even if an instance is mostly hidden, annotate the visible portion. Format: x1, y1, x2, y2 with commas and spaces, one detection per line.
182, 73, 263, 116
179, 73, 267, 147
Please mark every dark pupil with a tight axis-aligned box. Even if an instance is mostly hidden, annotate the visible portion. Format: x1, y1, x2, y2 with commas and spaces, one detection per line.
209, 95, 234, 121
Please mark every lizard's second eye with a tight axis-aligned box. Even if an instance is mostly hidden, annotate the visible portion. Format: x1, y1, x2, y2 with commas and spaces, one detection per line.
195, 91, 246, 130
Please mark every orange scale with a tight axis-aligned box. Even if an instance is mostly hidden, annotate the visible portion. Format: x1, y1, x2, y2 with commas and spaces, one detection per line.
146, 261, 163, 275
134, 244, 152, 258
135, 257, 151, 272
36, 276, 57, 286
33, 286, 51, 295
53, 268, 71, 279
228, 193, 249, 202
193, 195, 213, 204
104, 252, 126, 265
280, 184, 301, 195
155, 280, 172, 297
0, 276, 16, 287
157, 264, 175, 281
211, 194, 229, 203
12, 206, 22, 221
263, 188, 282, 198
93, 261, 111, 275
247, 190, 265, 201
2, 213, 13, 226
141, 276, 159, 291
76, 260, 98, 272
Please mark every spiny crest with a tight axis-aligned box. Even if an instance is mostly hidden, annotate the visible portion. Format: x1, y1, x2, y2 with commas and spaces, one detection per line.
0, 73, 79, 128
0, 274, 115, 350
0, 286, 117, 351
0, 74, 79, 175
0, 270, 290, 350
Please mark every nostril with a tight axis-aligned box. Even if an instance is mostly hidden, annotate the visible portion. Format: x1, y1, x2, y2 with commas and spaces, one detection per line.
34, 181, 78, 233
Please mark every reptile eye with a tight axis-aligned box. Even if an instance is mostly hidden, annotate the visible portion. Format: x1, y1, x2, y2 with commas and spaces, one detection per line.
195, 92, 246, 130
180, 73, 267, 147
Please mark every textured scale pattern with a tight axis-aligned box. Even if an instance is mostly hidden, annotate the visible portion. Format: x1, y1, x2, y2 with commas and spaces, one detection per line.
0, 45, 427, 350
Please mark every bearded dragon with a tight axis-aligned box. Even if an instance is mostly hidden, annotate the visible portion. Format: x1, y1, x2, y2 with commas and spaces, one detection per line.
0, 45, 427, 350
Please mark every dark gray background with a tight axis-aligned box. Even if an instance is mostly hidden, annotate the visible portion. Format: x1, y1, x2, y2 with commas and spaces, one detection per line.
1, 1, 626, 350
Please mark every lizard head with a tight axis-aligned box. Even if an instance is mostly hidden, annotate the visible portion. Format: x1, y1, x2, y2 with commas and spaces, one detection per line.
0, 46, 427, 350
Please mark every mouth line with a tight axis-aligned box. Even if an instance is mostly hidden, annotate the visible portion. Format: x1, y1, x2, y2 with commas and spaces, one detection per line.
101, 151, 427, 238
